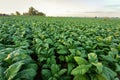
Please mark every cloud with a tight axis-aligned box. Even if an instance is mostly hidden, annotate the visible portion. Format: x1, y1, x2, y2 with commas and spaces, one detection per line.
65, 10, 120, 14
104, 4, 120, 11
83, 11, 120, 13
105, 4, 120, 8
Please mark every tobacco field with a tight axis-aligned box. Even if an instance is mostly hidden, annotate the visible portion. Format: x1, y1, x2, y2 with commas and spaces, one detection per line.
0, 16, 120, 80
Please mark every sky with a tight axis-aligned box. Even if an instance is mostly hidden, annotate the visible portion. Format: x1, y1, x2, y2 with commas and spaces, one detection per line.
0, 0, 120, 17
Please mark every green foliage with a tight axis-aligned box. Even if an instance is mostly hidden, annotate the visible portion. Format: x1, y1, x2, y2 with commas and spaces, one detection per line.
0, 48, 38, 80
88, 53, 98, 63
16, 11, 21, 15
71, 64, 92, 75
0, 16, 120, 80
5, 62, 24, 80
74, 57, 87, 65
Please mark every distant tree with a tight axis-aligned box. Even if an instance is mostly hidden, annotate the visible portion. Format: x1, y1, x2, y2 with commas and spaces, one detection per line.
16, 11, 21, 15
37, 12, 46, 16
28, 6, 46, 16
28, 7, 36, 15
0, 7, 46, 16
0, 13, 9, 16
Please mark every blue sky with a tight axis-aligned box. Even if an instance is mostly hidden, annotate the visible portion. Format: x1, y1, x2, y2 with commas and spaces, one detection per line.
0, 0, 120, 17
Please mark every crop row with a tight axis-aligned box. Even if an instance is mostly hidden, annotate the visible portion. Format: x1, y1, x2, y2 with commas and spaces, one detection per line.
0, 16, 120, 80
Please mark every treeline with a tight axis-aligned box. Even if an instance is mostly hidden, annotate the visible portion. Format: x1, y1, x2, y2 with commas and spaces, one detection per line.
0, 14, 9, 16
0, 7, 46, 16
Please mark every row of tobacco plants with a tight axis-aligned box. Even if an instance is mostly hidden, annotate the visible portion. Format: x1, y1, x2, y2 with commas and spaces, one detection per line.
0, 16, 120, 80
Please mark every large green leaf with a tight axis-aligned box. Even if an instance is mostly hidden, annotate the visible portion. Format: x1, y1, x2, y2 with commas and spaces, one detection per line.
71, 65, 92, 75
115, 63, 120, 72
105, 36, 112, 44
73, 75, 87, 80
74, 56, 87, 65
67, 63, 75, 74
25, 63, 38, 71
0, 48, 13, 54
94, 75, 107, 80
109, 48, 118, 58
4, 62, 24, 80
88, 53, 98, 63
0, 52, 7, 61
44, 38, 53, 44
41, 69, 52, 80
4, 49, 31, 62
15, 68, 37, 80
0, 66, 5, 80
92, 62, 103, 73
100, 55, 116, 62
69, 49, 76, 54
57, 49, 68, 54
76, 50, 81, 56
101, 66, 117, 80
51, 64, 60, 75
12, 53, 29, 62
58, 69, 67, 76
